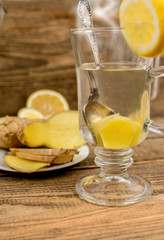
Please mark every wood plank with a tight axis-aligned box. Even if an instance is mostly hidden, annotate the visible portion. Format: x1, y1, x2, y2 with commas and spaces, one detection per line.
0, 0, 163, 116
0, 159, 163, 240
0, 1, 163, 239
67, 135, 164, 169
0, 0, 79, 116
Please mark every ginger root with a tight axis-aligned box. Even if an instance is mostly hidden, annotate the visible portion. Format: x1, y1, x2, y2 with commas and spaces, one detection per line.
4, 155, 50, 173
6, 147, 79, 172
0, 111, 85, 149
17, 111, 86, 149
0, 116, 29, 149
9, 148, 79, 164
10, 148, 78, 156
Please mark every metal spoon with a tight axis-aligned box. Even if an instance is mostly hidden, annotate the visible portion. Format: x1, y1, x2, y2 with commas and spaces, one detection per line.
78, 0, 115, 144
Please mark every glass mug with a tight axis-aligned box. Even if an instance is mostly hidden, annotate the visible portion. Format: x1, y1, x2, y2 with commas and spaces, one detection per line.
70, 27, 164, 206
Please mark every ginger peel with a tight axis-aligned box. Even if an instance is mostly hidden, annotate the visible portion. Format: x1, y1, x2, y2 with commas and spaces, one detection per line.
9, 148, 79, 164
0, 116, 29, 149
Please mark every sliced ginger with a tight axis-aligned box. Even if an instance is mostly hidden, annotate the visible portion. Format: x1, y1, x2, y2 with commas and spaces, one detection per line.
91, 114, 147, 149
99, 115, 137, 149
10, 148, 78, 156
14, 152, 73, 164
17, 111, 86, 149
4, 155, 50, 173
9, 148, 78, 164
6, 147, 79, 172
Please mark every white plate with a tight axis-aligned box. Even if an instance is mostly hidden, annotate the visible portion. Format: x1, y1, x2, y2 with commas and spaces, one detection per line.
0, 145, 90, 173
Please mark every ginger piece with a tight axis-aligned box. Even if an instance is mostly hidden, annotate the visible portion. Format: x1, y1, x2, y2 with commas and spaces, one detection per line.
17, 111, 86, 149
0, 116, 29, 149
10, 148, 79, 156
10, 151, 74, 164
4, 155, 50, 173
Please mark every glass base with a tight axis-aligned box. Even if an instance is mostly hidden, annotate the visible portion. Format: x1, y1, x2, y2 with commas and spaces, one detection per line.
76, 174, 153, 206
76, 147, 153, 206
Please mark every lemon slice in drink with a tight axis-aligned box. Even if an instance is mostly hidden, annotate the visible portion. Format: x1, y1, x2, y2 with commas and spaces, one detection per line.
17, 108, 44, 119
26, 89, 69, 117
119, 0, 164, 57
141, 90, 150, 121
129, 90, 150, 124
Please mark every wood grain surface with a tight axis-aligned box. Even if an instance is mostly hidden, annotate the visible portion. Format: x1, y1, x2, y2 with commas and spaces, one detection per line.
0, 1, 164, 240
0, 0, 79, 116
0, 132, 164, 240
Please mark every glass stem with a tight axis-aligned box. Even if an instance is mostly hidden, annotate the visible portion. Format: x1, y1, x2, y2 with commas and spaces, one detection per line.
94, 147, 133, 178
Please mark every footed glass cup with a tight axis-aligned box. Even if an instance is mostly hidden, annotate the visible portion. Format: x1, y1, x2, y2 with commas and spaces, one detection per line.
70, 28, 164, 206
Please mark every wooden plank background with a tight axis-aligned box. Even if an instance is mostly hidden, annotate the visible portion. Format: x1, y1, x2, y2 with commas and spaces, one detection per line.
0, 1, 164, 240
0, 0, 79, 116
0, 0, 163, 117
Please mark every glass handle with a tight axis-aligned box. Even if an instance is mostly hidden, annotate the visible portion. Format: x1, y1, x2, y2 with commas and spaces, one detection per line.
148, 121, 164, 134
151, 56, 160, 100
148, 65, 164, 134
150, 66, 164, 78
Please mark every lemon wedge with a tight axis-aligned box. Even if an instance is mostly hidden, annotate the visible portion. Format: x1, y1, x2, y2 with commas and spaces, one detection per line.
129, 90, 150, 124
17, 108, 44, 119
119, 0, 164, 57
91, 118, 106, 147
141, 90, 150, 121
26, 89, 69, 117
130, 121, 142, 146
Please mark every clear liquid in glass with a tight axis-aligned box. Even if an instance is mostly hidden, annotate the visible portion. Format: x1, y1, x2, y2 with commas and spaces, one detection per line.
77, 62, 150, 148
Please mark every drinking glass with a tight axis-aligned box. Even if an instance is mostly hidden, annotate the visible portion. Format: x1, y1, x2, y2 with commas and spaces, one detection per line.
70, 27, 164, 206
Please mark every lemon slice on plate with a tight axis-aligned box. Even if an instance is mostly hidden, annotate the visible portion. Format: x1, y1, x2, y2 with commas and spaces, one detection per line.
26, 89, 69, 117
119, 0, 164, 57
17, 108, 44, 119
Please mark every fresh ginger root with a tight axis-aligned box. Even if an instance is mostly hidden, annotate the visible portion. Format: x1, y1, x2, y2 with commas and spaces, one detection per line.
10, 148, 78, 156
0, 112, 83, 173
0, 116, 30, 149
17, 111, 86, 149
4, 155, 50, 173
9, 148, 79, 164
0, 111, 85, 149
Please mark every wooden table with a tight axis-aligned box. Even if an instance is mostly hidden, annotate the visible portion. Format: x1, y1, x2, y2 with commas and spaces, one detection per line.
0, 128, 164, 240
0, 1, 164, 239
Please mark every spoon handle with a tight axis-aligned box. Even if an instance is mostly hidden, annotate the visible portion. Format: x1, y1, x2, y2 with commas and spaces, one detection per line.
88, 71, 99, 101
78, 0, 99, 65
78, 0, 100, 100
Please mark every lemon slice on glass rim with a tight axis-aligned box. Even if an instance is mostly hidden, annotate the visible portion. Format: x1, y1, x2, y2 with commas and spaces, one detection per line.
119, 0, 164, 57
